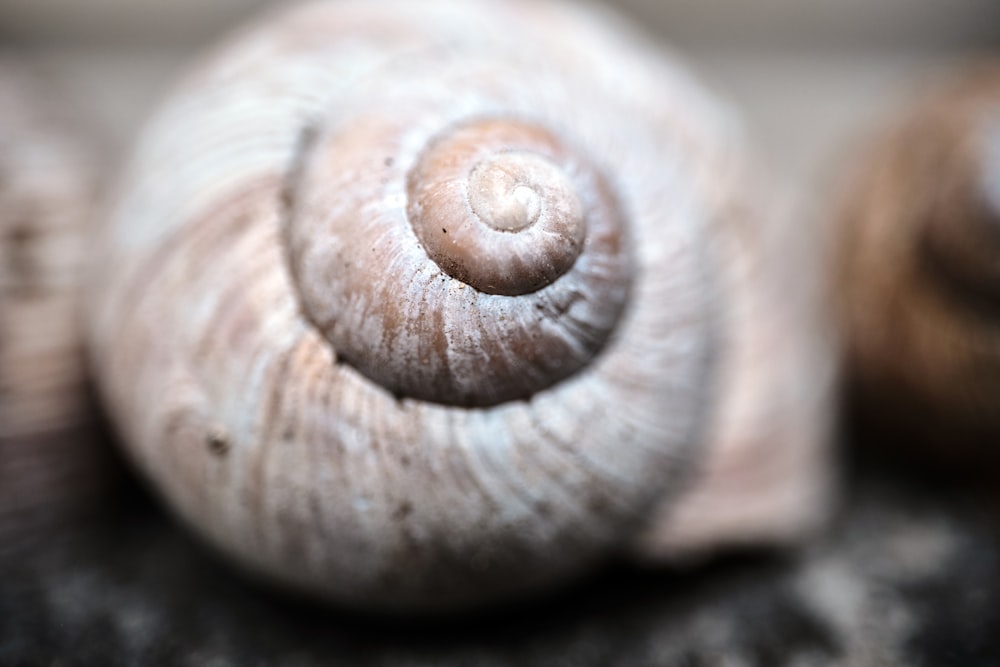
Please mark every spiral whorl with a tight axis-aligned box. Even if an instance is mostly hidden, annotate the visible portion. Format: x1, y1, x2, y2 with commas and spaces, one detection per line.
88, 0, 744, 609
408, 119, 588, 296
288, 111, 631, 407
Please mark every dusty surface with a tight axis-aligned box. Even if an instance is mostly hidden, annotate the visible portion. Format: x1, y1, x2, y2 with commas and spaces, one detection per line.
4, 454, 1000, 666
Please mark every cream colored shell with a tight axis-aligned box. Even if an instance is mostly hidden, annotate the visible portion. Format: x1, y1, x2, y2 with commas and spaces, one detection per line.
88, 0, 832, 609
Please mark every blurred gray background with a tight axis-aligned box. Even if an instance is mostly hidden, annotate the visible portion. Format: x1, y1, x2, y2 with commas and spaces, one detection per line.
3, 0, 999, 49
2, 0, 999, 210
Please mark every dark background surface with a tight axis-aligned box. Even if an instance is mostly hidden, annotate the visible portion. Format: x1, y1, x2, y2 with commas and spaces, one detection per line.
5, 441, 1000, 666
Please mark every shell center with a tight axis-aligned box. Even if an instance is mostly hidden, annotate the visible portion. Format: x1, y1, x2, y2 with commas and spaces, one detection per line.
467, 152, 561, 232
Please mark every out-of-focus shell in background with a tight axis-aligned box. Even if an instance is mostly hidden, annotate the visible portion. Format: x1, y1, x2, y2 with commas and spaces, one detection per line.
0, 62, 112, 558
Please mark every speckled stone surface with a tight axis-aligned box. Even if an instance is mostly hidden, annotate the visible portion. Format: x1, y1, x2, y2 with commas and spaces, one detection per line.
3, 444, 1000, 666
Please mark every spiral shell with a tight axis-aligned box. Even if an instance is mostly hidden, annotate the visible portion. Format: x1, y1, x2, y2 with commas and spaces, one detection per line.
0, 61, 110, 556
837, 63, 1000, 453
87, 0, 830, 609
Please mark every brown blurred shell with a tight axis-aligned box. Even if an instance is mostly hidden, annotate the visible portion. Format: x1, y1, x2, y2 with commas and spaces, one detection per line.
88, 0, 833, 610
0, 60, 111, 557
837, 63, 1000, 456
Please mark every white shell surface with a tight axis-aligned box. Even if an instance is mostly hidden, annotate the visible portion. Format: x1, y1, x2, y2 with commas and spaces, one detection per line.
89, 0, 745, 609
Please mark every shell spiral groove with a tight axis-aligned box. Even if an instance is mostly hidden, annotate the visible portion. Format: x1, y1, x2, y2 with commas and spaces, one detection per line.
289, 112, 633, 407
84, 0, 805, 610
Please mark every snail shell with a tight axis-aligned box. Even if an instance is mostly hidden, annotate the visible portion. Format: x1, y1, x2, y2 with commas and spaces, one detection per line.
88, 0, 831, 609
0, 61, 110, 557
837, 63, 1000, 455
636, 178, 836, 558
